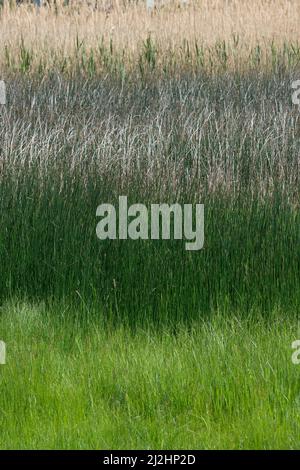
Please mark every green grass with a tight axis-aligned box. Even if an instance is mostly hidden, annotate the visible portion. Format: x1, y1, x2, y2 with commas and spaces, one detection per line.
0, 302, 300, 449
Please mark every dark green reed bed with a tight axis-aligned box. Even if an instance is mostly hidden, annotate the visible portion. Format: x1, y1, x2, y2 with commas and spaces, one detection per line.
1, 72, 300, 324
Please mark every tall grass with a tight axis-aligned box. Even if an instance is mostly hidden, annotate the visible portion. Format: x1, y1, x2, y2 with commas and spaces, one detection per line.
1, 71, 300, 325
1, 1, 300, 76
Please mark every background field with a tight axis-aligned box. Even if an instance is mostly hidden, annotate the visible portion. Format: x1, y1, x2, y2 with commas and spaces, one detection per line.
0, 0, 300, 449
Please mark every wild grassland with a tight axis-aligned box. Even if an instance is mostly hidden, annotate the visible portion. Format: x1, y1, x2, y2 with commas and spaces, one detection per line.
0, 0, 300, 450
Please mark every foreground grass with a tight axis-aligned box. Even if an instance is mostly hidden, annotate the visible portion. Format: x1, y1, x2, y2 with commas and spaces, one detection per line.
0, 302, 299, 449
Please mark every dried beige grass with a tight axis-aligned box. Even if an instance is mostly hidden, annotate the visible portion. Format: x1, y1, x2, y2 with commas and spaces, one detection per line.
1, 0, 300, 73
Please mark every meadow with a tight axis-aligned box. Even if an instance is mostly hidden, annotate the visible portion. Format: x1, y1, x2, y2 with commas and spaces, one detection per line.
0, 0, 300, 449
